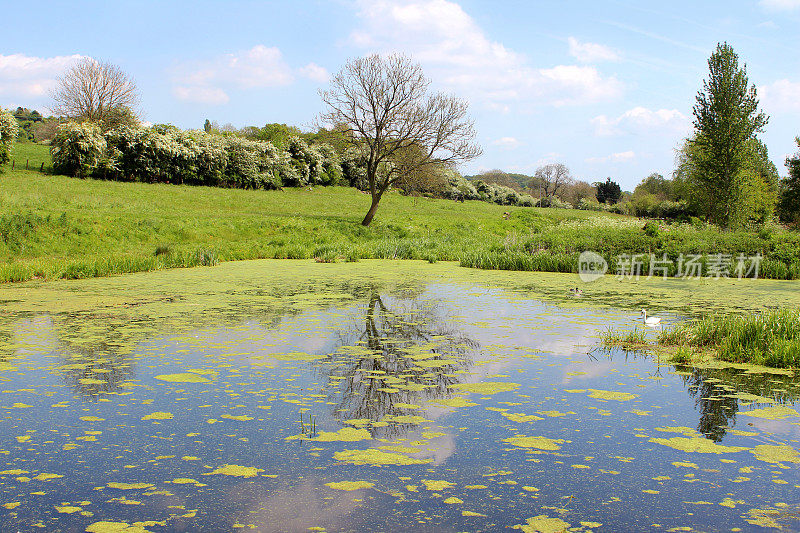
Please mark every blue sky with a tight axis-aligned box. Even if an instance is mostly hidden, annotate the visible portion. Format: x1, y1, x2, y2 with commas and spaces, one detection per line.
2, 0, 799, 190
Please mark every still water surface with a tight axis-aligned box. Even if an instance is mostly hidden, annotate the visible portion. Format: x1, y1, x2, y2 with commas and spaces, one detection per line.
1, 263, 799, 532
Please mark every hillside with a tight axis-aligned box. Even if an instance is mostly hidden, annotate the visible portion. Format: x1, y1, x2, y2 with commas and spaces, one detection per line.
1, 143, 799, 283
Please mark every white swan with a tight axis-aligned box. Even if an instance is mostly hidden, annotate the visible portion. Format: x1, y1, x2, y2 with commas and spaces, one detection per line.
640, 309, 661, 327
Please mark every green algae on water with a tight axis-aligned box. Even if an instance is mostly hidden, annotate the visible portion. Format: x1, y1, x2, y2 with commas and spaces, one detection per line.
648, 436, 749, 454
286, 427, 372, 442
750, 444, 800, 464
740, 405, 800, 420
513, 515, 571, 533
154, 373, 211, 384
502, 435, 566, 451
333, 449, 432, 466
324, 481, 375, 491
451, 382, 520, 395
587, 389, 638, 401
203, 465, 264, 478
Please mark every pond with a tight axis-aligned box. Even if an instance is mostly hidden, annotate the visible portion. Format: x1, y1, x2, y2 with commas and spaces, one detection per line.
1, 260, 799, 532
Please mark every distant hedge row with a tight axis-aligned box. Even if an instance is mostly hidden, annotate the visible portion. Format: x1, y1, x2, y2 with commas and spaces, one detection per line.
50, 122, 359, 189
0, 108, 19, 168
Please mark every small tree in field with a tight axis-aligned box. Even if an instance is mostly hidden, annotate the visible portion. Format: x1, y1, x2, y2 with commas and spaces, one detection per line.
595, 178, 622, 204
51, 57, 140, 129
319, 54, 481, 226
532, 163, 573, 199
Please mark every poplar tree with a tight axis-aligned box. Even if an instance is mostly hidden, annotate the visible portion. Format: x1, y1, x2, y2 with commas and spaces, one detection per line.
691, 42, 768, 226
780, 138, 800, 225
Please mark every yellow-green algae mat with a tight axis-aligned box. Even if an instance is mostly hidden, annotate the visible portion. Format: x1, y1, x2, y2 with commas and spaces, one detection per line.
0, 259, 799, 531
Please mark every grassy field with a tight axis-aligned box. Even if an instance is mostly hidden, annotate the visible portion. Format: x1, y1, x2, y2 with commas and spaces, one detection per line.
2, 143, 800, 283
6, 141, 53, 171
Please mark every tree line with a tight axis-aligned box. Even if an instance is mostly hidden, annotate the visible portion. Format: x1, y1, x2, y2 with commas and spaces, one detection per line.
469, 43, 799, 228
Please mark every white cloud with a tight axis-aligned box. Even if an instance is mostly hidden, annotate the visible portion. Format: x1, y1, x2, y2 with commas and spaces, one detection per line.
586, 150, 636, 163
540, 65, 624, 106
172, 45, 294, 105
591, 106, 689, 136
0, 53, 84, 102
348, 0, 623, 108
535, 152, 562, 166
568, 37, 620, 63
491, 136, 521, 149
759, 79, 800, 113
298, 62, 329, 83
759, 0, 800, 10
612, 150, 635, 161
172, 86, 230, 105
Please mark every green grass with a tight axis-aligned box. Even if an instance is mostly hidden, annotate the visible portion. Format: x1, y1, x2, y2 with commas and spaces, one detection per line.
2, 143, 800, 284
657, 309, 800, 368
598, 327, 649, 351
6, 141, 52, 172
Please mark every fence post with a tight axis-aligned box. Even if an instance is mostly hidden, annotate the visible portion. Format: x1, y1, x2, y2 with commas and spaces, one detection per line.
40, 162, 44, 172
26, 159, 29, 170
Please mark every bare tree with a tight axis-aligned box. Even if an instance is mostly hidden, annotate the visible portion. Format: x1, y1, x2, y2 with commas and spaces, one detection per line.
532, 163, 573, 199
319, 54, 481, 226
51, 58, 140, 129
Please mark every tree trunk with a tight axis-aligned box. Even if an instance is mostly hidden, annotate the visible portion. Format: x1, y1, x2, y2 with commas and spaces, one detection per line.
362, 194, 382, 226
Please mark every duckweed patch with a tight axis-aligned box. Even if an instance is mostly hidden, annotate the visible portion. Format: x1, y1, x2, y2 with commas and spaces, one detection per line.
503, 435, 567, 451
333, 449, 432, 466
1, 264, 800, 531
648, 437, 750, 454
153, 373, 211, 384
324, 481, 375, 491
451, 382, 521, 395
750, 444, 800, 464
586, 389, 638, 401
203, 465, 264, 478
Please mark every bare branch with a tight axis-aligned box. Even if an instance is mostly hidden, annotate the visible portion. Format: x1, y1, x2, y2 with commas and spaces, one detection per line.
318, 54, 481, 225
533, 163, 573, 199
51, 58, 140, 129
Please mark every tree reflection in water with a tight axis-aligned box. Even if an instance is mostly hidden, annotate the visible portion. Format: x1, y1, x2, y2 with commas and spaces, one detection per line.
675, 363, 800, 442
594, 344, 800, 443
319, 290, 479, 439
52, 313, 140, 401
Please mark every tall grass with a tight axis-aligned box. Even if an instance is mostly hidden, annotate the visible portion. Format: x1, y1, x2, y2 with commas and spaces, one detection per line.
598, 327, 649, 351
658, 309, 800, 368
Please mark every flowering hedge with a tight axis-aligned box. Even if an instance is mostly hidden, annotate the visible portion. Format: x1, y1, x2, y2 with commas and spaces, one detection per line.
0, 108, 20, 168
51, 122, 343, 190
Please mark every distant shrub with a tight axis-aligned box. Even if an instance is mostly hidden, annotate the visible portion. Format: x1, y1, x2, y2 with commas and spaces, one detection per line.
51, 122, 107, 177
474, 180, 524, 206
608, 202, 631, 215
630, 193, 693, 220
577, 198, 607, 211
444, 174, 480, 201
536, 196, 572, 209
518, 194, 535, 207
285, 136, 342, 186
0, 108, 19, 168
340, 146, 369, 190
